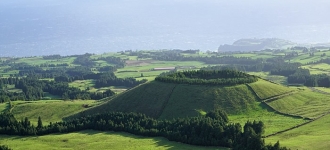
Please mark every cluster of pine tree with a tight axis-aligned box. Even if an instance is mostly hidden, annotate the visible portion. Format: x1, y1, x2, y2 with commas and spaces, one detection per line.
0, 110, 288, 150
94, 56, 126, 69
155, 70, 258, 86
94, 72, 147, 88
0, 77, 115, 101
73, 53, 96, 66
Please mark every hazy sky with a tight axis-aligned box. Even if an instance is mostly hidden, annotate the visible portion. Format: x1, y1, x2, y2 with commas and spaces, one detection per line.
1, 0, 330, 56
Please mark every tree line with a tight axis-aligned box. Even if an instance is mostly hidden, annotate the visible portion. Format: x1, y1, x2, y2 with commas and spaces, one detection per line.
155, 70, 258, 86
0, 77, 115, 102
94, 72, 147, 88
0, 110, 288, 150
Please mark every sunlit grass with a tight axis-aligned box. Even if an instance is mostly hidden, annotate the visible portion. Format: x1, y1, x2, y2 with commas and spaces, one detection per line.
11, 100, 98, 125
0, 130, 228, 150
248, 79, 293, 99
267, 90, 330, 119
266, 114, 330, 150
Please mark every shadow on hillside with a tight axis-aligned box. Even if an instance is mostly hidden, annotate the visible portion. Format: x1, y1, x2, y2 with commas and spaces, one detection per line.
78, 130, 227, 150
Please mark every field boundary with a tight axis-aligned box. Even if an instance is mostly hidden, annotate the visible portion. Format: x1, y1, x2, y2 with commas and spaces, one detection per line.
262, 91, 297, 103
245, 83, 295, 102
264, 111, 330, 138
308, 87, 330, 95
156, 84, 178, 118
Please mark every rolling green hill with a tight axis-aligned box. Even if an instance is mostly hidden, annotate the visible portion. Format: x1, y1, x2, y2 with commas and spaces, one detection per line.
71, 81, 264, 119
69, 79, 306, 135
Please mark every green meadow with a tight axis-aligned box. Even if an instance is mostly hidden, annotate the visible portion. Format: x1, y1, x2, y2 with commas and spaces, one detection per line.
0, 130, 228, 150
248, 79, 293, 100
267, 90, 330, 119
10, 100, 98, 125
3, 49, 330, 149
266, 114, 330, 150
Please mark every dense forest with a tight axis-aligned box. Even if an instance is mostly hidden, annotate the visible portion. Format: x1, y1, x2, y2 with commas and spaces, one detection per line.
0, 110, 288, 150
156, 70, 258, 86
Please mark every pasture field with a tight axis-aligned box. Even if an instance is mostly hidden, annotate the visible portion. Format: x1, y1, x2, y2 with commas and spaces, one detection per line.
93, 60, 114, 67
69, 79, 95, 90
267, 90, 330, 119
115, 70, 165, 79
313, 87, 330, 93
115, 60, 206, 79
302, 63, 330, 75
228, 102, 307, 136
15, 57, 49, 65
10, 100, 98, 125
88, 86, 127, 94
247, 79, 294, 100
0, 130, 228, 150
0, 103, 8, 112
43, 92, 62, 99
230, 53, 274, 59
69, 80, 128, 94
266, 114, 330, 150
288, 50, 330, 64
248, 72, 288, 84
14, 56, 76, 66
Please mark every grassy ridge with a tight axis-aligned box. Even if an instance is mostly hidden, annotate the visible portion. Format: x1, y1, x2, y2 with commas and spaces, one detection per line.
159, 84, 258, 119
71, 82, 178, 119
267, 90, 330, 119
248, 79, 294, 100
0, 130, 228, 150
11, 100, 97, 125
266, 114, 330, 150
73, 82, 260, 120
69, 80, 306, 136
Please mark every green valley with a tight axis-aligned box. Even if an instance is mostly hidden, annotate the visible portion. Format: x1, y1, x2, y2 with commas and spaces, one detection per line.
1, 47, 330, 149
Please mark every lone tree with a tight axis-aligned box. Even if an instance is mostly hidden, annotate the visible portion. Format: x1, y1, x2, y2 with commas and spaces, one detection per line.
37, 116, 43, 129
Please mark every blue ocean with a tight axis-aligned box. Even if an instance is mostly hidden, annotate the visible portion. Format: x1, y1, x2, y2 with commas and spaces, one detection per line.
1, 0, 330, 57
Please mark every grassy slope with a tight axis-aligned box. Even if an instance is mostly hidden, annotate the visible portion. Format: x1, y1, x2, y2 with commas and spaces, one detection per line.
159, 84, 258, 119
248, 72, 288, 85
267, 90, 330, 119
0, 103, 8, 112
266, 114, 330, 150
11, 100, 98, 124
314, 87, 330, 93
70, 80, 305, 135
248, 79, 294, 100
228, 102, 307, 136
71, 82, 178, 119
0, 130, 228, 150
302, 63, 330, 74
289, 50, 330, 64
73, 81, 261, 120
